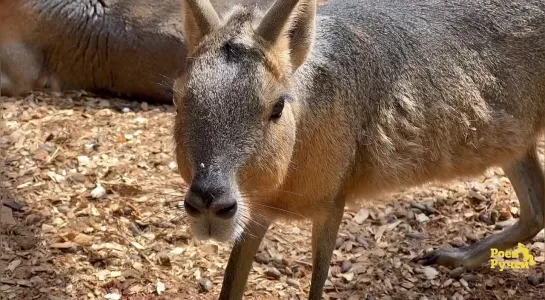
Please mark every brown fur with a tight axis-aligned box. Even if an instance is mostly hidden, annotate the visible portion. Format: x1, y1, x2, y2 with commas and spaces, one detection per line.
0, 0, 24, 42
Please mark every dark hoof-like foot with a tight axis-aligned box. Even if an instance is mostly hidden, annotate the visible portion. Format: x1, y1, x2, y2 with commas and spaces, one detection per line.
421, 247, 473, 268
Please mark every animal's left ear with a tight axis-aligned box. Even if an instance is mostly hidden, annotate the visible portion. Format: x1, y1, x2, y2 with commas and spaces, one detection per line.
256, 0, 317, 70
182, 0, 221, 52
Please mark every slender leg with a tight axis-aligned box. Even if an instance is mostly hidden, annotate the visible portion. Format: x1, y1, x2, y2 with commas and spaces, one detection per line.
309, 198, 345, 300
424, 145, 545, 269
219, 217, 271, 300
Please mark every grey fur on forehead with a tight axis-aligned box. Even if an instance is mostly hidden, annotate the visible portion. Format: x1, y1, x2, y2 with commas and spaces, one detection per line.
186, 6, 269, 61
185, 8, 287, 82
208, 5, 265, 45
220, 4, 265, 27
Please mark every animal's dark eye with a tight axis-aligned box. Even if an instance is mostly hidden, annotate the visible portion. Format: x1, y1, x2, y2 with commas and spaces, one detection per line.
270, 96, 289, 121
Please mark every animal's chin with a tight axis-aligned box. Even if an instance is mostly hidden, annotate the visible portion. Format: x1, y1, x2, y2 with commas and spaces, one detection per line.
189, 218, 240, 243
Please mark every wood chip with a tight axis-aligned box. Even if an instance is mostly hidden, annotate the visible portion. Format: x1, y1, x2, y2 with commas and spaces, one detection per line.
6, 260, 21, 272
50, 242, 78, 249
0, 206, 16, 225
353, 209, 370, 224
74, 233, 93, 246
156, 280, 166, 295
423, 267, 439, 280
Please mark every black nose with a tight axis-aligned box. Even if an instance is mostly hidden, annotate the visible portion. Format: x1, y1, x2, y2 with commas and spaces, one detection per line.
214, 201, 237, 219
183, 181, 237, 220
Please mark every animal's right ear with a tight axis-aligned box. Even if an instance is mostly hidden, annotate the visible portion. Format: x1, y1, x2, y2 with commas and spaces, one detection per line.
182, 0, 221, 51
256, 0, 317, 71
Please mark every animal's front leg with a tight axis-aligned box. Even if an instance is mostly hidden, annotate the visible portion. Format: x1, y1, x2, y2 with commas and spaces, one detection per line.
309, 197, 345, 300
423, 145, 545, 269
219, 216, 271, 300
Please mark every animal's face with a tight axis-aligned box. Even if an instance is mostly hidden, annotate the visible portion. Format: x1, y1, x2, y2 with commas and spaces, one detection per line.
174, 0, 316, 241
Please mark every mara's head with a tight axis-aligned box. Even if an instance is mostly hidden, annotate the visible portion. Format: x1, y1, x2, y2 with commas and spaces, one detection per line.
173, 0, 317, 241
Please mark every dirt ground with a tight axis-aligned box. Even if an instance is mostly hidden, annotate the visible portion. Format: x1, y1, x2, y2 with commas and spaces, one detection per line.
1, 92, 544, 300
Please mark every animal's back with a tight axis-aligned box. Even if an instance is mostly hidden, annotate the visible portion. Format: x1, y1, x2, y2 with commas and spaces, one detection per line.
306, 0, 545, 197
22, 0, 188, 101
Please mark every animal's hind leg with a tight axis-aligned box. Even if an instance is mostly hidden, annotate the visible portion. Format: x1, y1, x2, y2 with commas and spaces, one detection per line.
423, 145, 545, 269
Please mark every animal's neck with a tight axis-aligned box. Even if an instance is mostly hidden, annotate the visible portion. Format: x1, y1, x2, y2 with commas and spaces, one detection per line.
289, 21, 373, 123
